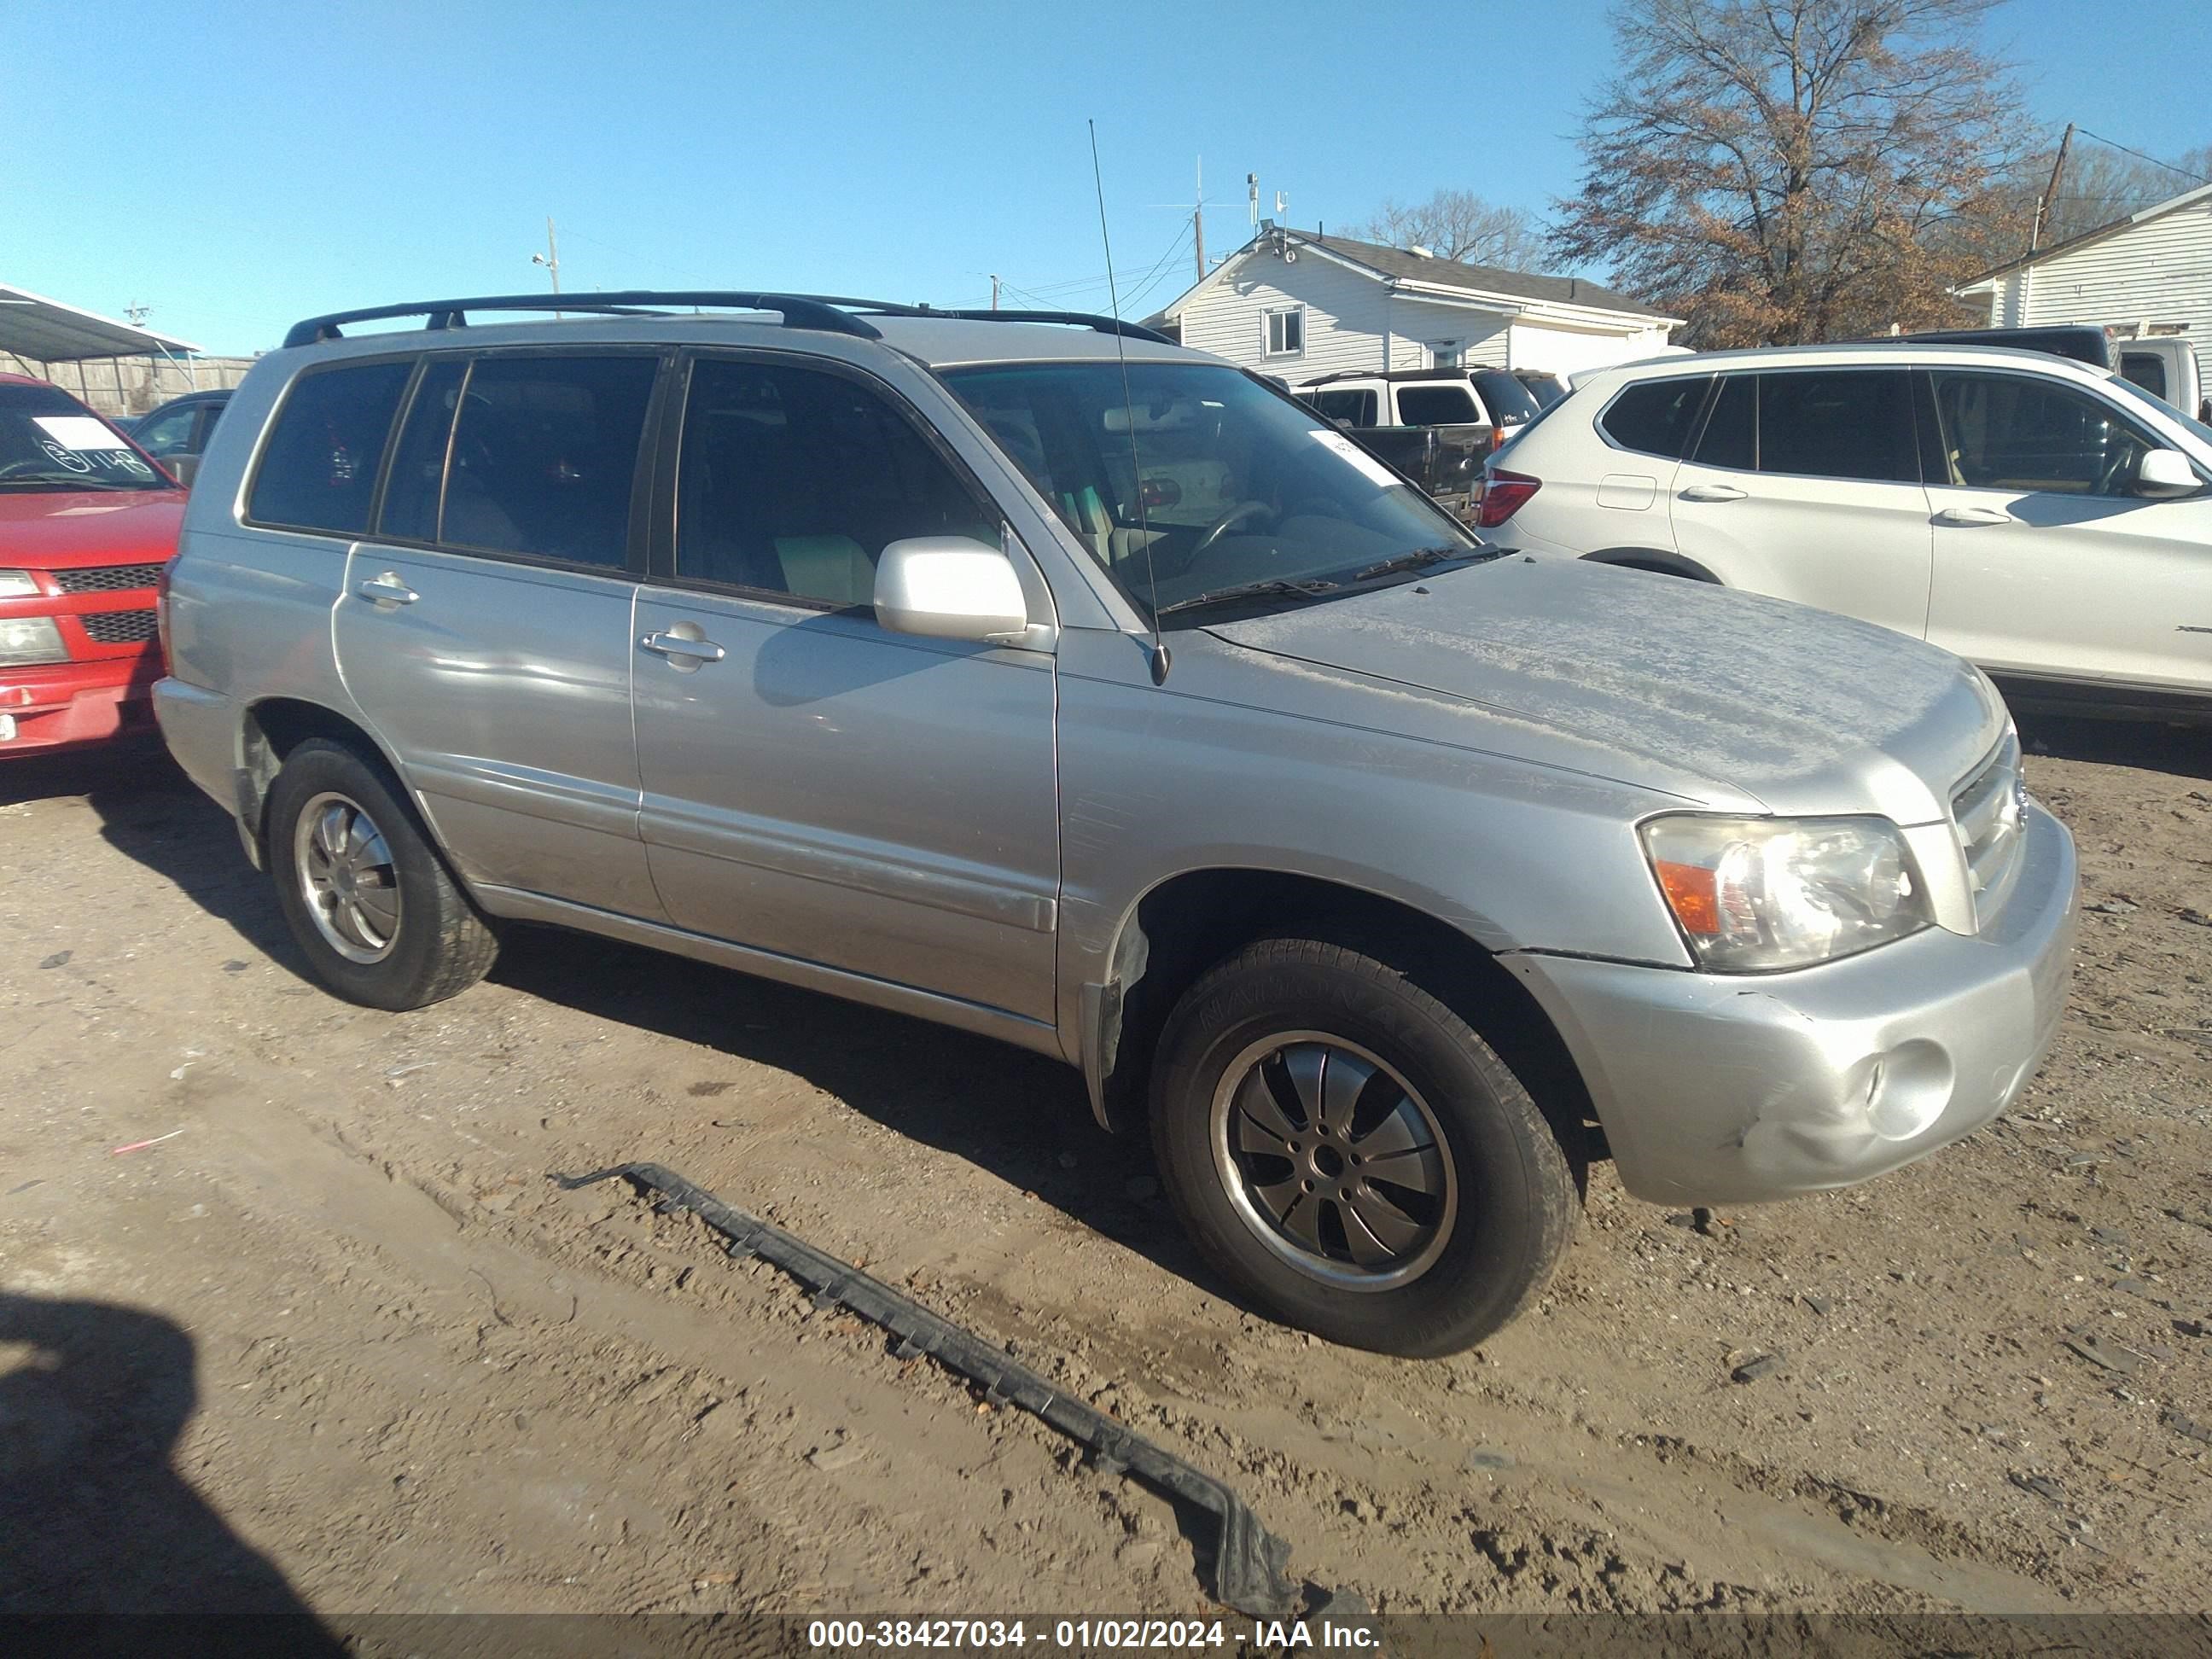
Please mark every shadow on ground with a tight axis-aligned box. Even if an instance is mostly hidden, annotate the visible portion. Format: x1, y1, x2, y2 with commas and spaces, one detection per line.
46, 747, 1212, 1299
2016, 711, 2212, 781
0, 1290, 342, 1639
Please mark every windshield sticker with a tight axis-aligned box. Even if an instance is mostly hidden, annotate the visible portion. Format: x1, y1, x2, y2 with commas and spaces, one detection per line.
34, 416, 130, 451
1309, 428, 1400, 489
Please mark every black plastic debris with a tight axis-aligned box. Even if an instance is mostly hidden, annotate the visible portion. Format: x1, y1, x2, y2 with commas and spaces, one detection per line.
556, 1161, 1307, 1617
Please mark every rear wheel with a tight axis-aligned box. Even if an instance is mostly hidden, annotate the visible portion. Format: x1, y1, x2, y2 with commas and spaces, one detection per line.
265, 739, 498, 1010
1150, 937, 1578, 1356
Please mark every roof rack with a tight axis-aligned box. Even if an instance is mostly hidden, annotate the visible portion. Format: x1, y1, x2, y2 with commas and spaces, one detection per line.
817, 298, 1173, 344
282, 291, 885, 350
282, 291, 1177, 352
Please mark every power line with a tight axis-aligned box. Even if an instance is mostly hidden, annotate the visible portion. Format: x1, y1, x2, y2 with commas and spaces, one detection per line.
2072, 128, 2212, 186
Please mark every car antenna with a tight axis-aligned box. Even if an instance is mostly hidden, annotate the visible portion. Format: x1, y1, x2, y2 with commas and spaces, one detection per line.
1089, 119, 1170, 686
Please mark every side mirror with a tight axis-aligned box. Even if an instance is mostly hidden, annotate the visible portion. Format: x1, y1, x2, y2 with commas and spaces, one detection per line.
163, 452, 201, 488
874, 537, 1028, 643
2137, 448, 2200, 498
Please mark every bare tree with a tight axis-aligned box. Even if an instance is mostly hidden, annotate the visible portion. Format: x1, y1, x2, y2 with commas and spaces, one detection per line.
1353, 190, 1550, 271
1552, 0, 2031, 345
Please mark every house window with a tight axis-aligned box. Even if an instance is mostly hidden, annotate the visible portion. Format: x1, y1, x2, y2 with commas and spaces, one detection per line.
1429, 341, 1464, 368
1262, 305, 1305, 358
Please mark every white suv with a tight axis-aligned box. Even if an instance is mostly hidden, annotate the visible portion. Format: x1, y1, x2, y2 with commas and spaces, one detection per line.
1484, 343, 2212, 720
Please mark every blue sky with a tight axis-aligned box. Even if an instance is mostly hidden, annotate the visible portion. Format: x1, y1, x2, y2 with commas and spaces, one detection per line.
9, 0, 2207, 356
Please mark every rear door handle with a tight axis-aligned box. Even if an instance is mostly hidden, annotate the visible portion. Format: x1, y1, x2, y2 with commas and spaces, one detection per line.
1933, 505, 2014, 527
1679, 483, 1748, 502
357, 573, 419, 605
640, 631, 726, 664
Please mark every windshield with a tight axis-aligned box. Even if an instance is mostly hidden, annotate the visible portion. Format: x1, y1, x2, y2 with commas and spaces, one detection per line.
0, 383, 170, 492
2105, 372, 2212, 451
940, 361, 1482, 623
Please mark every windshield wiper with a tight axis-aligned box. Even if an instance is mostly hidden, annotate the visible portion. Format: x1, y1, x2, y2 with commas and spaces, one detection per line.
1346, 545, 1501, 583
1155, 577, 1340, 618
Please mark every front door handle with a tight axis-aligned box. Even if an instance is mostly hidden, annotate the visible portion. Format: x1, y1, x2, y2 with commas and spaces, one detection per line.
357, 573, 419, 605
641, 630, 726, 665
1933, 505, 2015, 527
1679, 483, 1748, 502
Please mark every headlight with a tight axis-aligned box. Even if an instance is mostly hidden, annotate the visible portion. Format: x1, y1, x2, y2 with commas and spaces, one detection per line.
0, 569, 41, 598
0, 616, 68, 667
1640, 814, 1931, 972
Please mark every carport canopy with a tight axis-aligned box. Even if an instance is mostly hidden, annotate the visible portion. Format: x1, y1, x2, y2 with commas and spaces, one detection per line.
0, 282, 201, 361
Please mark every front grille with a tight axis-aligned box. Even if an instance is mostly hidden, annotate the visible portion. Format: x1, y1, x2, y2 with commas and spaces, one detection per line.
79, 608, 160, 645
53, 562, 166, 595
1952, 731, 2027, 925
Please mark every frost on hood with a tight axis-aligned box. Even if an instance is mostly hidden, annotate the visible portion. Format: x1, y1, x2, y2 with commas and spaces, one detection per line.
1210, 560, 1993, 793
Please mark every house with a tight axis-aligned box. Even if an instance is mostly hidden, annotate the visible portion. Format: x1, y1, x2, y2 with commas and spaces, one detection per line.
1957, 181, 2212, 397
1148, 227, 1678, 381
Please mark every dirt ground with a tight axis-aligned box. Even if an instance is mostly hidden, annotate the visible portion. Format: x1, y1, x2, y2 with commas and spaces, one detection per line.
2, 716, 2207, 1626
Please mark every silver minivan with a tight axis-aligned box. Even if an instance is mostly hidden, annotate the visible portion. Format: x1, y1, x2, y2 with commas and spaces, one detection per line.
155, 292, 2079, 1356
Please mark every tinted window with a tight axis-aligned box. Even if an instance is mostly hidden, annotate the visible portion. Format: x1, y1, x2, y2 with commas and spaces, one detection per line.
1756, 370, 1917, 483
439, 354, 656, 568
1310, 387, 1377, 425
1600, 376, 1712, 457
378, 358, 468, 543
1694, 375, 1756, 470
1395, 384, 1480, 426
134, 404, 199, 457
676, 358, 997, 606
2119, 352, 2168, 400
1930, 371, 2155, 497
1470, 370, 1543, 426
248, 361, 410, 533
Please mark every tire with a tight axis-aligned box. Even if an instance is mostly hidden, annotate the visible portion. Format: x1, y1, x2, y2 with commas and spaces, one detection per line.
265, 738, 498, 1010
1150, 936, 1578, 1357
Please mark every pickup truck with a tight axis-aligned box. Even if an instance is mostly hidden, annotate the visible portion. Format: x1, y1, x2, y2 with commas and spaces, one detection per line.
1899, 324, 2206, 422
1297, 369, 1542, 521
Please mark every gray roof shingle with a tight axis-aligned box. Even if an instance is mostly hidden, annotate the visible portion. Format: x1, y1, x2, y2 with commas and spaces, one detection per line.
1291, 234, 1668, 320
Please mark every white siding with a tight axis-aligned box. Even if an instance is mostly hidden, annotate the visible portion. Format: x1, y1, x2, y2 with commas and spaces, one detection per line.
1179, 255, 1443, 376
1176, 247, 1668, 386
1505, 320, 1672, 374
1981, 197, 2212, 397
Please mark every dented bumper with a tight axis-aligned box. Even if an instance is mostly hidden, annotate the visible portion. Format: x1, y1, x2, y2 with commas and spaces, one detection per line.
1510, 802, 2077, 1207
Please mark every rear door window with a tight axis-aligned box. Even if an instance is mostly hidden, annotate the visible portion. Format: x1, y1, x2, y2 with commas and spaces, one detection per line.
439, 354, 658, 569
2118, 352, 2168, 401
1394, 384, 1481, 426
1600, 376, 1712, 458
1309, 388, 1378, 425
1755, 370, 1918, 483
247, 360, 412, 534
376, 358, 469, 544
1693, 375, 1757, 471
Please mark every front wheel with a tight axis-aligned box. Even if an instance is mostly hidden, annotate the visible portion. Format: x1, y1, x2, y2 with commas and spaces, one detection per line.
1150, 937, 1578, 1356
265, 739, 498, 1010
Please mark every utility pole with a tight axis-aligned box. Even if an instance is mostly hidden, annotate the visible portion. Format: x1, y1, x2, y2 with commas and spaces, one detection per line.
2029, 124, 2075, 255
532, 217, 562, 294
1193, 157, 1205, 283
990, 274, 1000, 311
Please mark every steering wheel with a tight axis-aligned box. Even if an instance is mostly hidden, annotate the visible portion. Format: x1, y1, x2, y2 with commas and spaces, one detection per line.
1188, 499, 1272, 559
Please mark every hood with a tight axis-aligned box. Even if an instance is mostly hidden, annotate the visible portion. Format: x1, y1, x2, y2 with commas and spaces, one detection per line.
0, 489, 187, 569
1205, 556, 2006, 825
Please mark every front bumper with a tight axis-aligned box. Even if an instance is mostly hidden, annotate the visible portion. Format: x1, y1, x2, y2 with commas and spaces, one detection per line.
0, 661, 160, 756
1511, 801, 2078, 1206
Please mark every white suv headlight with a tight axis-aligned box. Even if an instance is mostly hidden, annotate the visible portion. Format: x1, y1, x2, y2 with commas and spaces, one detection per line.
1640, 814, 1932, 972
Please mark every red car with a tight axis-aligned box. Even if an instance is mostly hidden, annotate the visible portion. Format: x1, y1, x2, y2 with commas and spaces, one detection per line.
0, 373, 186, 754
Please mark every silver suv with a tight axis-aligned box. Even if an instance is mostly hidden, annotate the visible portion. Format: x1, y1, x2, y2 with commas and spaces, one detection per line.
155, 291, 2079, 1356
